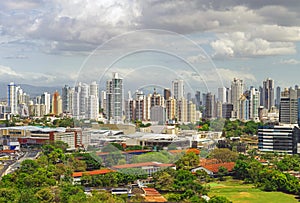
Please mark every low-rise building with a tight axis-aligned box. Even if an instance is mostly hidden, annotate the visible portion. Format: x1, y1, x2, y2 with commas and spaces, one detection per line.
258, 124, 300, 154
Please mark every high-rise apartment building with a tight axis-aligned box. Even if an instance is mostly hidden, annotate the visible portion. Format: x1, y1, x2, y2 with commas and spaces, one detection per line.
51, 91, 62, 115
231, 78, 244, 119
279, 88, 298, 124
7, 82, 17, 115
204, 92, 215, 119
106, 72, 124, 123
218, 87, 227, 103
166, 97, 177, 121
172, 79, 184, 100
195, 91, 201, 108
62, 85, 74, 113
87, 82, 99, 120
164, 88, 171, 100
177, 98, 188, 123
249, 87, 260, 121
262, 78, 275, 110
41, 92, 51, 115
187, 101, 196, 123
275, 86, 281, 109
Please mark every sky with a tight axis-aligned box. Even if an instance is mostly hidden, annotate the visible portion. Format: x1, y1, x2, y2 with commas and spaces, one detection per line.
1, 0, 300, 95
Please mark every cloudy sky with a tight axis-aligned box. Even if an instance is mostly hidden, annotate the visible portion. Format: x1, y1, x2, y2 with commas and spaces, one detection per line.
1, 0, 300, 94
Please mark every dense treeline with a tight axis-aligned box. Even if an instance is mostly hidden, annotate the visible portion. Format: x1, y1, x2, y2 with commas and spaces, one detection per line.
0, 141, 147, 203
180, 118, 263, 137
234, 154, 300, 195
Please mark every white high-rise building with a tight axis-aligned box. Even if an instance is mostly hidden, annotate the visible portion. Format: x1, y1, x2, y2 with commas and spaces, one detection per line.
250, 88, 260, 121
172, 79, 184, 100
87, 82, 99, 120
72, 91, 80, 118
100, 90, 107, 114
231, 78, 244, 119
7, 82, 17, 115
62, 85, 74, 113
106, 73, 124, 123
78, 82, 89, 118
87, 95, 99, 120
218, 87, 227, 103
41, 92, 51, 115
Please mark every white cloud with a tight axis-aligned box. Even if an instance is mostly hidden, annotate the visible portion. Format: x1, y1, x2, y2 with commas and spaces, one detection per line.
0, 65, 21, 77
280, 58, 300, 65
0, 65, 76, 86
216, 68, 256, 83
187, 54, 207, 63
211, 32, 296, 58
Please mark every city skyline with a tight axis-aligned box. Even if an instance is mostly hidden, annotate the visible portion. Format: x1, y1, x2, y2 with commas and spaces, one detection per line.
0, 1, 300, 91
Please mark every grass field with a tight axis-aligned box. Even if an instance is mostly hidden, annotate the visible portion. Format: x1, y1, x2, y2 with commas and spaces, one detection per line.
208, 179, 299, 203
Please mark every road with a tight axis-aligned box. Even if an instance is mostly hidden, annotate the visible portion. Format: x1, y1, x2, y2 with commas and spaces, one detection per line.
1, 150, 40, 177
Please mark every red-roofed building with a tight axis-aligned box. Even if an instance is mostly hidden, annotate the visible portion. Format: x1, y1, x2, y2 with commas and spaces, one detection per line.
72, 169, 115, 184
142, 188, 167, 202
191, 162, 235, 176
112, 162, 175, 176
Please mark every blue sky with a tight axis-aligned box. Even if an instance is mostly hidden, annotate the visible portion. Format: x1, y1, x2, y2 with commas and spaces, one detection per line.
0, 0, 300, 94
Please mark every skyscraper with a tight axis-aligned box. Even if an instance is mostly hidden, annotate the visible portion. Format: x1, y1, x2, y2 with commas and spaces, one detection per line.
204, 92, 215, 119
279, 87, 298, 124
41, 92, 51, 115
87, 82, 99, 120
231, 78, 244, 119
195, 91, 201, 108
275, 86, 281, 109
106, 72, 124, 123
51, 91, 62, 115
62, 85, 74, 113
172, 79, 184, 100
7, 82, 17, 115
164, 88, 171, 100
262, 78, 275, 110
218, 87, 226, 103
249, 87, 260, 121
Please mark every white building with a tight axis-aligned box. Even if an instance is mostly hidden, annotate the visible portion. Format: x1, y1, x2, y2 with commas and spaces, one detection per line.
106, 73, 124, 123
172, 79, 184, 100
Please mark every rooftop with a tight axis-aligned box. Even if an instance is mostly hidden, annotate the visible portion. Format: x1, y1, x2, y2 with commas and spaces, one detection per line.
201, 162, 235, 173
112, 162, 175, 169
72, 169, 115, 177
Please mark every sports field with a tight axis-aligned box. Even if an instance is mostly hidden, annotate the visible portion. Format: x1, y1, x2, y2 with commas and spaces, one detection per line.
208, 179, 299, 203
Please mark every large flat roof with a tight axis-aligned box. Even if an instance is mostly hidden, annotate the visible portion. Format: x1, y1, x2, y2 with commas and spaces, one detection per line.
0, 126, 66, 133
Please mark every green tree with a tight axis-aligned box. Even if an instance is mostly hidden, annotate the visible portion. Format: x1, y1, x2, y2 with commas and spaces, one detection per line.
175, 152, 199, 170
218, 166, 228, 181
35, 188, 55, 203
209, 148, 238, 162
0, 188, 19, 203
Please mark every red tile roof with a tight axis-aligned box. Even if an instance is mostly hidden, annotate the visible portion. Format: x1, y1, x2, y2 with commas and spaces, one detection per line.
124, 150, 151, 153
168, 149, 186, 154
143, 188, 167, 202
0, 150, 16, 153
199, 158, 220, 166
202, 162, 235, 173
72, 169, 115, 177
112, 162, 175, 169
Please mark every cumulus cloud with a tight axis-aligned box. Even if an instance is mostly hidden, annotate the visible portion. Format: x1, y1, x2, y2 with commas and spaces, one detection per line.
0, 64, 76, 86
211, 32, 296, 58
0, 65, 21, 77
216, 68, 257, 83
1, 0, 300, 56
280, 58, 300, 65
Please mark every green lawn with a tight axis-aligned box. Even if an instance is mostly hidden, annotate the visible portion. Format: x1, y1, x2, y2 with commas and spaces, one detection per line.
208, 179, 299, 203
